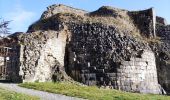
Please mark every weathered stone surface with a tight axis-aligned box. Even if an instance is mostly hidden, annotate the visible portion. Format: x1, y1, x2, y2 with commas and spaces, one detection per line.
18, 30, 71, 82
156, 16, 168, 25
154, 23, 170, 94
41, 4, 87, 19
129, 8, 156, 38
118, 50, 161, 94
1, 4, 170, 95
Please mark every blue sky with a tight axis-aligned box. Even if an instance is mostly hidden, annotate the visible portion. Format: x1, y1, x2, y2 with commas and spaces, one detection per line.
0, 0, 170, 33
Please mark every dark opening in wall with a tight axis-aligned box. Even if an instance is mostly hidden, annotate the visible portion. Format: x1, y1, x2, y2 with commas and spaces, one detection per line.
159, 52, 169, 60
64, 43, 70, 76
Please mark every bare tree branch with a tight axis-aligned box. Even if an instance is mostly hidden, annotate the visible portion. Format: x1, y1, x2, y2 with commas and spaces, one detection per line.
0, 18, 11, 37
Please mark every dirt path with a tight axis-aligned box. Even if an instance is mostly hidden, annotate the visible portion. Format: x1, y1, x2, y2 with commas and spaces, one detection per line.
0, 83, 85, 100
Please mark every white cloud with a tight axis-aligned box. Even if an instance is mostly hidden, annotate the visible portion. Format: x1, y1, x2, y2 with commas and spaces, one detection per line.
5, 4, 36, 33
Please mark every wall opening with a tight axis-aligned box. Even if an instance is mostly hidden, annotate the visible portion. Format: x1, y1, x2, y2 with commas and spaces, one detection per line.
0, 46, 19, 81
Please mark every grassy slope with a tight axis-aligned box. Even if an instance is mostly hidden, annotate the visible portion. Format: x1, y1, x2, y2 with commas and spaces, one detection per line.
0, 88, 39, 100
19, 82, 170, 100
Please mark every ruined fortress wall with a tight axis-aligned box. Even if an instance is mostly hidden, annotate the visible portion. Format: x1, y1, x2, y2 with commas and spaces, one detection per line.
119, 50, 161, 94
130, 8, 156, 38
156, 16, 168, 25
2, 5, 167, 94
65, 23, 161, 94
18, 30, 68, 82
156, 25, 170, 51
155, 25, 170, 93
158, 25, 170, 41
41, 4, 87, 19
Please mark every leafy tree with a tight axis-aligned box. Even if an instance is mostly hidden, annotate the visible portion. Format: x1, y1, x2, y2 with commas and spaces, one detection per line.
0, 18, 11, 37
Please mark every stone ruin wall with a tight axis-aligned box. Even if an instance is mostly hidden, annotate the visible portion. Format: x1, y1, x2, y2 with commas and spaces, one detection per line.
156, 16, 168, 25
65, 22, 162, 94
129, 8, 170, 94
18, 30, 70, 82
41, 4, 87, 19
155, 23, 170, 93
1, 5, 169, 94
16, 6, 163, 94
130, 8, 156, 38
119, 50, 161, 94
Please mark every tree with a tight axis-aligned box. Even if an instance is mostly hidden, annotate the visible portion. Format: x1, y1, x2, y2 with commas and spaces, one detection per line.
0, 18, 11, 37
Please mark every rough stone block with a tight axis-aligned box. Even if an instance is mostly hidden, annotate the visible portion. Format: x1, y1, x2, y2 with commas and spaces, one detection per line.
135, 61, 147, 66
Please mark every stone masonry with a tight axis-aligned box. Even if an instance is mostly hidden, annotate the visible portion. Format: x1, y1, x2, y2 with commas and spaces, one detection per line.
1, 4, 170, 95
65, 22, 161, 94
130, 8, 156, 38
118, 50, 161, 94
155, 23, 170, 94
19, 30, 70, 82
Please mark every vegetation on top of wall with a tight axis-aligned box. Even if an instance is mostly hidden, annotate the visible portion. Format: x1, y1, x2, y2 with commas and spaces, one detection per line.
28, 10, 142, 40
27, 5, 161, 50
144, 36, 161, 44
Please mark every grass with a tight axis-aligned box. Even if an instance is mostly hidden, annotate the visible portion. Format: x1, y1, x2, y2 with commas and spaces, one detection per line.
19, 82, 170, 100
0, 88, 39, 100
